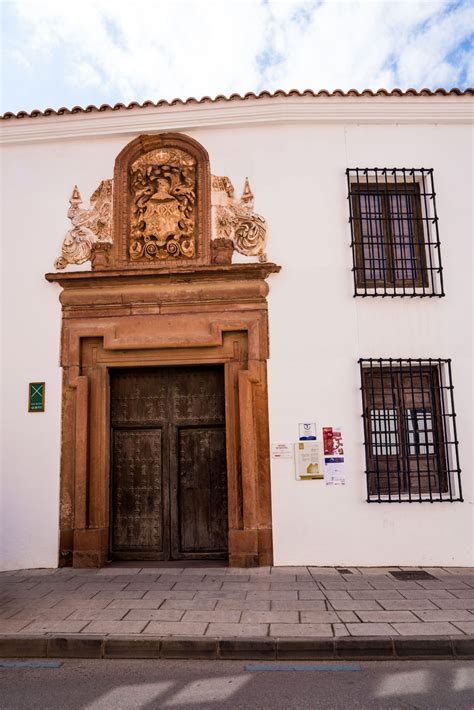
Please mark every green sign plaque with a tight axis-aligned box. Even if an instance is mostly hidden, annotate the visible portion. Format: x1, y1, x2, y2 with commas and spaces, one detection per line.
28, 382, 45, 412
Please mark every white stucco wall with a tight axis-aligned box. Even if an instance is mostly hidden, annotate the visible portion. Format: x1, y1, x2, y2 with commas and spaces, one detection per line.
1, 98, 472, 569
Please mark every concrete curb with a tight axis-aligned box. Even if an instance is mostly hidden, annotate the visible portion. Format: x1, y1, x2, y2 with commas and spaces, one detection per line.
0, 635, 473, 660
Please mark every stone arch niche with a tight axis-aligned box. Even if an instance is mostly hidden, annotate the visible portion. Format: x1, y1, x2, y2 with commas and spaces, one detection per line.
46, 133, 280, 568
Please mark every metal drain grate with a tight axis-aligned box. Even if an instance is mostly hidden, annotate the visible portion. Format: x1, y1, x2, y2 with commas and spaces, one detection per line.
336, 568, 352, 575
389, 571, 436, 581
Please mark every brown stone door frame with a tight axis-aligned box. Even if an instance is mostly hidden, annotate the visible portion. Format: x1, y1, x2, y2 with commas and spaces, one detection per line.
79, 332, 258, 567
48, 264, 279, 568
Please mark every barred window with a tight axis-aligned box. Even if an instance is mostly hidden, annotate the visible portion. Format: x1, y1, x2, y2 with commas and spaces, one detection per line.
359, 359, 462, 503
347, 169, 444, 297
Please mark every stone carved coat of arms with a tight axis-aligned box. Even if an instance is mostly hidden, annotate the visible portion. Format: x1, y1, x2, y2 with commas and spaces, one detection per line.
129, 148, 196, 261
54, 144, 268, 270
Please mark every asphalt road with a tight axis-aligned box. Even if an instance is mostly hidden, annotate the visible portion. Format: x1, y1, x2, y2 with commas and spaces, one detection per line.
0, 659, 473, 709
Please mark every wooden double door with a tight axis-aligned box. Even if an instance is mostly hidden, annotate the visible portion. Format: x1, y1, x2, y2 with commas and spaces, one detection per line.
109, 365, 228, 560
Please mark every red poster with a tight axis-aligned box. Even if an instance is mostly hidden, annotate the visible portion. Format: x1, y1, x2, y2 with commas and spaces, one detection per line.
323, 427, 344, 456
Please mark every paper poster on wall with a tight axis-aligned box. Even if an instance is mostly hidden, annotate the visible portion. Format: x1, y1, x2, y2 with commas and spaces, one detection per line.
323, 426, 344, 456
295, 441, 323, 480
324, 456, 345, 485
323, 427, 345, 484
298, 422, 317, 440
271, 443, 294, 460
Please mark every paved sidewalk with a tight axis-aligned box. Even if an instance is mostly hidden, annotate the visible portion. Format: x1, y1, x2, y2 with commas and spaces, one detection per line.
1, 565, 473, 659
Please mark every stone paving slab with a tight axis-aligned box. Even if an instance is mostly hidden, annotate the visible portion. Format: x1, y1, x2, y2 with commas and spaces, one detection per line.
1, 565, 473, 657
453, 621, 474, 633
269, 623, 333, 637
143, 622, 208, 636
392, 622, 463, 636
346, 623, 396, 636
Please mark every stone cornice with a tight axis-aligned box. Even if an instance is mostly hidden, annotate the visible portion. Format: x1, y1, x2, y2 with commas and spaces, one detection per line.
45, 262, 280, 287
3, 96, 473, 145
45, 263, 281, 310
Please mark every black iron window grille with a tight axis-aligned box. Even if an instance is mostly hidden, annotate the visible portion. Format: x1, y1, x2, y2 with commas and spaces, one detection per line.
359, 359, 462, 503
347, 169, 444, 297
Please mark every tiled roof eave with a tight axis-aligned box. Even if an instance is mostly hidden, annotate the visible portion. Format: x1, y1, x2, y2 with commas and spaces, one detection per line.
2, 87, 473, 121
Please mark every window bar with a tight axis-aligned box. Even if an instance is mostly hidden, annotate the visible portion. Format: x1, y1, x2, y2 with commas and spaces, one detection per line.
347, 169, 358, 298
427, 360, 446, 502
412, 168, 421, 295
411, 169, 420, 296
362, 168, 371, 291
419, 358, 435, 501
354, 168, 365, 295
407, 358, 424, 502
438, 362, 455, 502
400, 361, 412, 503
429, 363, 446, 501
369, 358, 383, 502
369, 360, 380, 501
363, 168, 376, 295
394, 169, 403, 296
405, 168, 416, 296
422, 168, 436, 296
419, 169, 434, 297
390, 358, 403, 500
359, 360, 373, 502
390, 169, 400, 296
414, 169, 428, 297
429, 168, 444, 297
395, 168, 413, 296
377, 167, 388, 297
382, 168, 395, 296
378, 358, 394, 501
428, 358, 441, 500
447, 359, 463, 501
372, 169, 383, 294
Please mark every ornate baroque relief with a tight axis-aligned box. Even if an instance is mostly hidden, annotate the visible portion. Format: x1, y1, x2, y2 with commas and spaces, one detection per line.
129, 148, 196, 261
55, 181, 113, 270
55, 155, 268, 270
212, 175, 267, 262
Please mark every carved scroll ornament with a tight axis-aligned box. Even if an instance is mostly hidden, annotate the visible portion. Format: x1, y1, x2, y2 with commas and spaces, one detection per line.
54, 180, 113, 270
129, 148, 196, 261
212, 176, 267, 262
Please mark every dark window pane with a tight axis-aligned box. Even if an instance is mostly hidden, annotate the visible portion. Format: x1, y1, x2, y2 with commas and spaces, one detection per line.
388, 193, 417, 281
359, 193, 386, 281
405, 408, 435, 456
370, 409, 399, 455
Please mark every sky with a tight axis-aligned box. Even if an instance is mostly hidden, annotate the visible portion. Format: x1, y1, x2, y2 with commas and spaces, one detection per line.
1, 0, 472, 114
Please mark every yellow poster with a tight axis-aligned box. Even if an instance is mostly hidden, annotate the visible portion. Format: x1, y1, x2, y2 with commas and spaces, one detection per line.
294, 441, 323, 480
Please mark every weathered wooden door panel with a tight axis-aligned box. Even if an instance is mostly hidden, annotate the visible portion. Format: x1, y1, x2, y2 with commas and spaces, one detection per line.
110, 366, 228, 561
175, 427, 228, 556
110, 428, 168, 558
170, 366, 226, 425
110, 369, 168, 426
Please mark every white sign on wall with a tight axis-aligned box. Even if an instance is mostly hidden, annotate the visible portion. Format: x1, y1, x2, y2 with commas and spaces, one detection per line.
324, 457, 345, 485
271, 443, 294, 460
298, 422, 317, 440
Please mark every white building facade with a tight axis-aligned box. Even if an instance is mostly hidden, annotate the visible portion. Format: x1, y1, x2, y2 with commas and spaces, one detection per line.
1, 90, 473, 570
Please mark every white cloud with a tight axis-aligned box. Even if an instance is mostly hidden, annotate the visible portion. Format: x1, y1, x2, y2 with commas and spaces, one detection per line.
69, 61, 103, 89
4, 0, 473, 111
